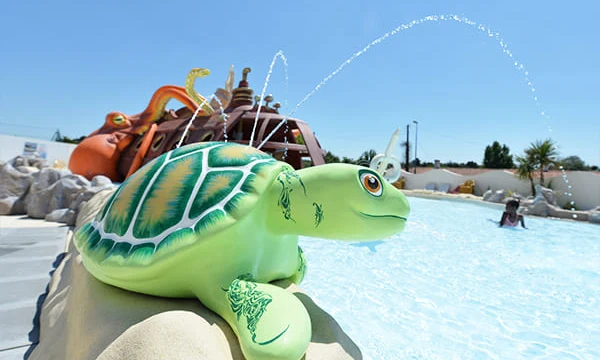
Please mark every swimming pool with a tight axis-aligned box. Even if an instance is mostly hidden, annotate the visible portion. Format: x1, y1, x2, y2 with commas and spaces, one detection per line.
299, 196, 600, 360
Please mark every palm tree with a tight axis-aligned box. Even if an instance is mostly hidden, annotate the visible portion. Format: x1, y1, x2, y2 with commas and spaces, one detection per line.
515, 153, 536, 196
527, 139, 559, 186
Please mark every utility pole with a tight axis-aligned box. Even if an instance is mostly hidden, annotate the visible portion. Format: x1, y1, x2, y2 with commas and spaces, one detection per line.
413, 120, 418, 174
405, 124, 410, 172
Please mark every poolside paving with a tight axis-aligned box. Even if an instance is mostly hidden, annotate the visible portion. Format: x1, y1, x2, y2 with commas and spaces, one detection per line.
0, 216, 69, 360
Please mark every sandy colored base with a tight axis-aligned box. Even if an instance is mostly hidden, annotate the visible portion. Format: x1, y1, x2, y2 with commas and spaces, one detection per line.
27, 189, 362, 360
28, 233, 362, 360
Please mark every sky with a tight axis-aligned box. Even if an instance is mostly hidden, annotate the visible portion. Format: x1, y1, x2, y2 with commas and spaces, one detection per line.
1, 0, 599, 166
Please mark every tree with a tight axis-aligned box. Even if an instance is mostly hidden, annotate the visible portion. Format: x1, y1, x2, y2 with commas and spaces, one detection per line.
55, 134, 85, 144
515, 153, 536, 196
52, 129, 85, 144
465, 161, 479, 168
560, 155, 587, 170
324, 151, 340, 163
341, 157, 357, 164
483, 141, 514, 168
294, 133, 305, 145
357, 149, 377, 167
527, 139, 559, 186
324, 150, 357, 164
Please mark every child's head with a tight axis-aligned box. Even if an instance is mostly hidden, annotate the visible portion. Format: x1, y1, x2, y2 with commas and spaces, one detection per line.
505, 199, 520, 212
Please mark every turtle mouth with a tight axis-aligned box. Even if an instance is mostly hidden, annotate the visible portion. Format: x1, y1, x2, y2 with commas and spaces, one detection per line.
359, 212, 407, 221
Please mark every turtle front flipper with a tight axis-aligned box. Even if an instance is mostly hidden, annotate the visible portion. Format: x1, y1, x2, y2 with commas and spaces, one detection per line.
207, 278, 311, 360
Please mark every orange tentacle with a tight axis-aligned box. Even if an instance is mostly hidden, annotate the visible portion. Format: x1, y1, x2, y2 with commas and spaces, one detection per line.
125, 123, 158, 179
71, 84, 204, 181
138, 85, 203, 125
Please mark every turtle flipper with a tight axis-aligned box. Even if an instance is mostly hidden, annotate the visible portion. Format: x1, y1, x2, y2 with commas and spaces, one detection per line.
286, 246, 307, 285
212, 278, 311, 360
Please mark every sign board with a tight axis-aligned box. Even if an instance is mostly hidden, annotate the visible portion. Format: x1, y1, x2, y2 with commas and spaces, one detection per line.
22, 142, 47, 159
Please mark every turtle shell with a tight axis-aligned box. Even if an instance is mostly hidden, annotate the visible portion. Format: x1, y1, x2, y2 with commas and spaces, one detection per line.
74, 141, 291, 266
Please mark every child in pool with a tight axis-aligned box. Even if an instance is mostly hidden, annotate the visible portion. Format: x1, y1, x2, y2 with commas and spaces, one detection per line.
499, 199, 526, 228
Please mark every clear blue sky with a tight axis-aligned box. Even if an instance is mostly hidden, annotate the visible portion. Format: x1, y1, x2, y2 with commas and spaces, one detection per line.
1, 0, 598, 166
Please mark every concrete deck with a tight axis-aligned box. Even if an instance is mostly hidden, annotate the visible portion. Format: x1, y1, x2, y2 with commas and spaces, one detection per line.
0, 216, 69, 360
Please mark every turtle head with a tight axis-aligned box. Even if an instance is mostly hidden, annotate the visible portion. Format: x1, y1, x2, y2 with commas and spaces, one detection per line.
266, 163, 410, 240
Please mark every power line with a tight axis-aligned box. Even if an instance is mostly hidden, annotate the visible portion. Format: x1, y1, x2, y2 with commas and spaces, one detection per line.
0, 122, 58, 130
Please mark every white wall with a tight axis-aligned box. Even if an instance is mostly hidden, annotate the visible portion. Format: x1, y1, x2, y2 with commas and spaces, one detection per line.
0, 134, 77, 166
401, 169, 600, 210
549, 171, 600, 211
1, 134, 597, 210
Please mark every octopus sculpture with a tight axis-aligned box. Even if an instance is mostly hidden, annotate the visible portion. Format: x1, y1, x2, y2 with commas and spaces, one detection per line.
69, 66, 327, 183
68, 69, 215, 182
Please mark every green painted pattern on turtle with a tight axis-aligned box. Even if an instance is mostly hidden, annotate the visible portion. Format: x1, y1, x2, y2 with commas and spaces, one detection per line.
74, 141, 411, 360
312, 202, 324, 227
75, 141, 285, 266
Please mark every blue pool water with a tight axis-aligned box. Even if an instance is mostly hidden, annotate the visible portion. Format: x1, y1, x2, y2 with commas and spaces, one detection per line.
299, 196, 600, 359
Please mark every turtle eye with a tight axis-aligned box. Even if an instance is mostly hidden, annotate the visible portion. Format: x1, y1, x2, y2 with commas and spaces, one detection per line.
359, 170, 382, 197
112, 115, 126, 125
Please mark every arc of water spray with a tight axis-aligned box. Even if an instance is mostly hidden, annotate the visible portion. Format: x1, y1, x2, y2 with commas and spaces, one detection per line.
248, 50, 289, 147
176, 94, 227, 149
258, 14, 552, 150
252, 15, 579, 219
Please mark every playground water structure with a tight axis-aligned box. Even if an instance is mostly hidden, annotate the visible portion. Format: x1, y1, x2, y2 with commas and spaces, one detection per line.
299, 196, 600, 359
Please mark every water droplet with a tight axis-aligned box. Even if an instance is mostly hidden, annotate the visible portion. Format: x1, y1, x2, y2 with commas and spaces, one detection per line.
568, 185, 572, 189
573, 214, 578, 219
559, 166, 564, 170
570, 201, 575, 205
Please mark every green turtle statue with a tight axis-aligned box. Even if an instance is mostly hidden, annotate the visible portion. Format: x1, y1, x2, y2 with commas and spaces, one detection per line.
74, 141, 410, 360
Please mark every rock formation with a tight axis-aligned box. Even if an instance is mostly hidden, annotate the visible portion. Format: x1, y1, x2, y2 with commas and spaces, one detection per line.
0, 158, 116, 225
482, 184, 599, 224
